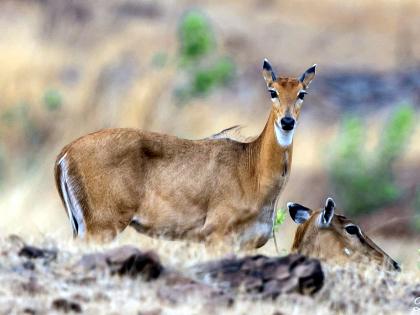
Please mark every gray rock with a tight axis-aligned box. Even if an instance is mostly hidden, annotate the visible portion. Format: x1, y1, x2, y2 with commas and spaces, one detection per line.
77, 245, 163, 281
192, 254, 324, 298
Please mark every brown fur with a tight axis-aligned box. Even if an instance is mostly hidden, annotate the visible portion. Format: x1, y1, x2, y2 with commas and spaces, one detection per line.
291, 207, 400, 271
54, 68, 311, 248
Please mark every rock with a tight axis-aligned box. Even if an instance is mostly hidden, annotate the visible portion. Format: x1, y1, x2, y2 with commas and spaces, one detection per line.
113, 2, 161, 19
22, 308, 37, 315
137, 309, 161, 315
22, 261, 35, 270
157, 272, 233, 306
192, 254, 324, 298
77, 246, 163, 281
21, 276, 44, 295
77, 247, 323, 299
18, 245, 57, 262
77, 252, 108, 271
113, 250, 163, 280
51, 298, 82, 313
314, 67, 420, 110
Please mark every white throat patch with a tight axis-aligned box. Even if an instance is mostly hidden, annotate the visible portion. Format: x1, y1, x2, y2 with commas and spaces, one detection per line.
274, 122, 295, 147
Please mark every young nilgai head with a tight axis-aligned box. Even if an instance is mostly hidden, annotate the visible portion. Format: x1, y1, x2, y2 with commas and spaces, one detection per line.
288, 197, 401, 272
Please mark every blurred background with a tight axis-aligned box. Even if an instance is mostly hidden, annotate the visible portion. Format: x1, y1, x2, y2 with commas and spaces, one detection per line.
0, 0, 418, 269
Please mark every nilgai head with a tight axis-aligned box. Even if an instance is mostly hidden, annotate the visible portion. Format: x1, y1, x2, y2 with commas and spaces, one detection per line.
262, 59, 316, 146
287, 197, 401, 272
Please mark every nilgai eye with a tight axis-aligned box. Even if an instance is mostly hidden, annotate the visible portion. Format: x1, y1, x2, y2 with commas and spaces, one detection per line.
269, 90, 277, 98
345, 225, 359, 235
298, 91, 307, 100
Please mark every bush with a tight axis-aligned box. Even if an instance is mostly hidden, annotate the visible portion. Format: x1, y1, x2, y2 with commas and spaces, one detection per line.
176, 10, 235, 100
191, 57, 235, 96
178, 11, 215, 62
43, 89, 62, 111
327, 105, 415, 216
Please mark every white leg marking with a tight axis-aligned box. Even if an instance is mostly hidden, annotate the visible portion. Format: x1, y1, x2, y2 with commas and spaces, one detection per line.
59, 153, 85, 238
240, 204, 275, 247
240, 222, 273, 246
274, 122, 295, 147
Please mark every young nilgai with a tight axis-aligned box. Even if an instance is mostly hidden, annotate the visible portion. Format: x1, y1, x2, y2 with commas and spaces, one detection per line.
288, 197, 401, 271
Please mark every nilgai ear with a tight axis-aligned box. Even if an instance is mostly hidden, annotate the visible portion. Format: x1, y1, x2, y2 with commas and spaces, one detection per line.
299, 64, 317, 88
287, 202, 312, 224
320, 197, 335, 226
262, 58, 276, 86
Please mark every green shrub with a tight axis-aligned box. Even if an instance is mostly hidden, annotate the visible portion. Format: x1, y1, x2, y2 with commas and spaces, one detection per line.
44, 89, 62, 111
327, 105, 415, 216
178, 11, 215, 62
176, 10, 235, 100
191, 57, 235, 96
1, 103, 27, 124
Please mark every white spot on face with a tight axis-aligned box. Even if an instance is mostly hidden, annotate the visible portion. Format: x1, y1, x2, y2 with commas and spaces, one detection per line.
274, 122, 295, 147
344, 248, 352, 256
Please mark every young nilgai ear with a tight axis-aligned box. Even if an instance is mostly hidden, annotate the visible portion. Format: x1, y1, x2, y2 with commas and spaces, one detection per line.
287, 202, 312, 224
299, 64, 317, 88
262, 58, 276, 86
320, 197, 335, 226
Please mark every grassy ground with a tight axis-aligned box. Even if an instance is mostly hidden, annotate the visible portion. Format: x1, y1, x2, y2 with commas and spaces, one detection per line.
0, 233, 419, 315
0, 0, 419, 234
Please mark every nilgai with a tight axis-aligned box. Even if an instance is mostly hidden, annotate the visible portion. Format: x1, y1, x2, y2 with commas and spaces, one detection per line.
288, 197, 401, 271
55, 59, 316, 248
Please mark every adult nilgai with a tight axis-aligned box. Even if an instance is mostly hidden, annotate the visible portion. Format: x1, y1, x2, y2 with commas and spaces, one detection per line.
54, 60, 316, 248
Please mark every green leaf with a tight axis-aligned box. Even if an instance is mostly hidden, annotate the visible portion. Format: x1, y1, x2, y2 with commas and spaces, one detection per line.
44, 89, 62, 111
274, 208, 286, 231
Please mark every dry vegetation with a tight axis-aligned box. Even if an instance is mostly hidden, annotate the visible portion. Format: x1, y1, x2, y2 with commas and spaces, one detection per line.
0, 0, 419, 314
0, 235, 419, 315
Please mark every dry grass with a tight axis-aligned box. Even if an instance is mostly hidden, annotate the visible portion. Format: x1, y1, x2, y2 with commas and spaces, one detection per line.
1, 0, 419, 228
0, 234, 418, 315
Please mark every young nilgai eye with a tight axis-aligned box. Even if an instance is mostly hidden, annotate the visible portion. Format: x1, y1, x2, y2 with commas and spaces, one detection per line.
298, 91, 307, 100
269, 90, 277, 98
345, 225, 359, 235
